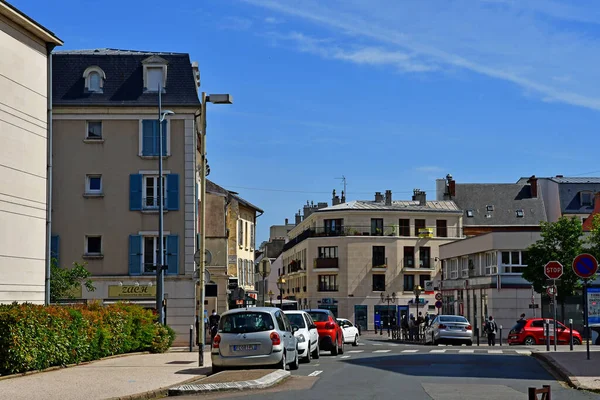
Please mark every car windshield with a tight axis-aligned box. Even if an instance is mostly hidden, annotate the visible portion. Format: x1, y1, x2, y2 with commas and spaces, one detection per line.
286, 313, 306, 328
308, 312, 329, 322
439, 316, 469, 323
219, 312, 274, 333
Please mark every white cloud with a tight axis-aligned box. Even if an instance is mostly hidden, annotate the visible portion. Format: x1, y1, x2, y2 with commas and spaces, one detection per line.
265, 16, 284, 24
243, 0, 600, 111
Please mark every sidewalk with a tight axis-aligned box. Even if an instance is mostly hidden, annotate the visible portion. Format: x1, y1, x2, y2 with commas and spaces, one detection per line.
0, 350, 211, 400
533, 350, 600, 392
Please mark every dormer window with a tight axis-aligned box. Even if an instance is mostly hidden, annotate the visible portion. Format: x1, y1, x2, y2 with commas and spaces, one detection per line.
82, 66, 106, 93
142, 55, 168, 92
486, 205, 494, 212
581, 191, 593, 206
516, 209, 524, 218
466, 210, 474, 217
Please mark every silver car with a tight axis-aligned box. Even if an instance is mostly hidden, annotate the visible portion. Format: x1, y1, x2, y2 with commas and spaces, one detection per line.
210, 307, 300, 374
425, 315, 473, 346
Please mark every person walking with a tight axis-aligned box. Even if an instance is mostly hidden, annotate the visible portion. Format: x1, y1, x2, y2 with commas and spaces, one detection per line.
486, 316, 497, 346
208, 310, 220, 344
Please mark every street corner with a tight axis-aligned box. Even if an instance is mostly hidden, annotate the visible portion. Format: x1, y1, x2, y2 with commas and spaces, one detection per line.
167, 369, 291, 396
531, 352, 583, 390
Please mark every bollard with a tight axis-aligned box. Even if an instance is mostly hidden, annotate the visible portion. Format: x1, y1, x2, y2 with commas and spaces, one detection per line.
189, 325, 193, 352
475, 327, 480, 346
546, 320, 550, 351
569, 319, 574, 349
431, 330, 435, 345
499, 325, 503, 346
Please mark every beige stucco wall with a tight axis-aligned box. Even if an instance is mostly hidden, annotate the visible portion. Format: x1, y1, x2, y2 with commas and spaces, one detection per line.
0, 18, 50, 304
226, 201, 258, 290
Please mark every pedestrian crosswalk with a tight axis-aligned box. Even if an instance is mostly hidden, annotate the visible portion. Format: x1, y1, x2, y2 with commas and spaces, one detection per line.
336, 348, 531, 357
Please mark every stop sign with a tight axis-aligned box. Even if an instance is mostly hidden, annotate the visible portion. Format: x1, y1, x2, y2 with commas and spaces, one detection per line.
544, 261, 563, 280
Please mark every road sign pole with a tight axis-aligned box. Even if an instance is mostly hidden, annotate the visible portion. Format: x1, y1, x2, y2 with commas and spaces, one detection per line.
553, 280, 557, 351
572, 253, 599, 361
585, 279, 590, 360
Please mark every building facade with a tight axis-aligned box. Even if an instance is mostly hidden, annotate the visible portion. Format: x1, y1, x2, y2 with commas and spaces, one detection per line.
0, 2, 62, 304
281, 189, 463, 331
51, 49, 200, 342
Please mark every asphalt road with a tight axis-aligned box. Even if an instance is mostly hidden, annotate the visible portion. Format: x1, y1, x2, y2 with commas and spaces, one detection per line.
178, 338, 600, 399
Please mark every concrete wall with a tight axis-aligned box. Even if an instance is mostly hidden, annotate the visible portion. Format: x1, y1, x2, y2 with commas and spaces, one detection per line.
0, 17, 51, 304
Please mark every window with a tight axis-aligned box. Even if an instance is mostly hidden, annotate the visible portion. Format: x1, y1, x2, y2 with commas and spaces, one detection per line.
516, 209, 524, 218
486, 205, 494, 212
500, 251, 526, 274
147, 67, 164, 91
221, 312, 275, 333
239, 220, 244, 247
88, 72, 101, 91
143, 236, 167, 273
143, 176, 165, 209
238, 259, 244, 285
86, 121, 102, 140
371, 218, 383, 236
450, 258, 458, 279
404, 274, 415, 291
83, 66, 105, 93
324, 219, 343, 235
245, 222, 249, 249
485, 251, 497, 275
436, 220, 448, 237
461, 256, 469, 278
85, 235, 102, 255
318, 275, 338, 292
399, 219, 410, 236
140, 120, 168, 157
403, 246, 414, 268
414, 219, 425, 236
466, 210, 474, 217
318, 246, 338, 258
419, 274, 430, 288
419, 247, 431, 268
372, 246, 386, 267
250, 224, 255, 250
372, 274, 386, 291
85, 175, 102, 195
581, 192, 593, 206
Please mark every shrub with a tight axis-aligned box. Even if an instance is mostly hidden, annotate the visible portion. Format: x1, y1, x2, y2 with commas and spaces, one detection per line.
0, 302, 177, 375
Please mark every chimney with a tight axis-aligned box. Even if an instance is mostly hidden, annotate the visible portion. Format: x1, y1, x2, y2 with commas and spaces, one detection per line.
385, 190, 392, 206
295, 210, 301, 225
332, 189, 340, 206
341, 190, 346, 203
412, 189, 427, 206
285, 218, 289, 225
447, 174, 456, 198
375, 192, 384, 202
527, 175, 538, 198
556, 175, 564, 178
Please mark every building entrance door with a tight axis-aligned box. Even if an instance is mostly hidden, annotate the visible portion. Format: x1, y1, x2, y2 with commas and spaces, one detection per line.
354, 305, 367, 332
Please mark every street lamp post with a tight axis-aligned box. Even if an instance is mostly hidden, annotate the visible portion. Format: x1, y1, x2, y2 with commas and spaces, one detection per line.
258, 258, 272, 307
380, 292, 396, 336
157, 83, 174, 326
277, 277, 285, 308
268, 290, 274, 306
413, 285, 423, 340
198, 93, 233, 368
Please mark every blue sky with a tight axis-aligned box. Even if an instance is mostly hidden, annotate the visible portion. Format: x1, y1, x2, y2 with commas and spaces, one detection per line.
19, 0, 600, 244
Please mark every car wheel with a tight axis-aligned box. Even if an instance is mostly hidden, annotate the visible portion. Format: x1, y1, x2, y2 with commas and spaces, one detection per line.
304, 347, 312, 363
289, 351, 299, 370
573, 338, 582, 345
339, 339, 344, 355
524, 336, 536, 346
466, 340, 473, 346
312, 345, 320, 359
277, 351, 286, 370
353, 334, 359, 346
331, 338, 338, 356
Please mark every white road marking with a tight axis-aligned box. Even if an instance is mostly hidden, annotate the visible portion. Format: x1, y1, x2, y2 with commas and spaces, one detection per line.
430, 349, 446, 353
372, 343, 383, 346
488, 350, 503, 354
389, 343, 399, 347
516, 350, 532, 355
373, 349, 391, 353
402, 350, 419, 353
348, 350, 364, 353
308, 370, 323, 377
340, 355, 351, 359
459, 349, 474, 353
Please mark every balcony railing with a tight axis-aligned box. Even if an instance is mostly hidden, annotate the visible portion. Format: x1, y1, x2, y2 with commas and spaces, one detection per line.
318, 284, 339, 292
314, 257, 339, 269
283, 225, 463, 252
372, 257, 387, 268
142, 196, 167, 209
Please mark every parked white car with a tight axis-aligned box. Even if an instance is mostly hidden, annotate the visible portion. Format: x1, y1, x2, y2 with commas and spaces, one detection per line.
337, 318, 360, 346
284, 310, 320, 362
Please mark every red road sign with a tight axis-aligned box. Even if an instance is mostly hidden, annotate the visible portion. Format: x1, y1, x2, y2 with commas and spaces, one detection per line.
435, 293, 442, 301
544, 261, 563, 280
572, 253, 599, 279
546, 286, 556, 297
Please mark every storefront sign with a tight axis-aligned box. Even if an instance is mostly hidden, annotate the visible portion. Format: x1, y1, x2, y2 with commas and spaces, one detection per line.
108, 285, 156, 298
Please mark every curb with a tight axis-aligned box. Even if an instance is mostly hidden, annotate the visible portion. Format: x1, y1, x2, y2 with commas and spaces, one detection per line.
531, 352, 600, 393
0, 351, 150, 382
168, 370, 291, 396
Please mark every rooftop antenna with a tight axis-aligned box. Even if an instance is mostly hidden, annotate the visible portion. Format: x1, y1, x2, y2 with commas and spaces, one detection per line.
336, 175, 347, 197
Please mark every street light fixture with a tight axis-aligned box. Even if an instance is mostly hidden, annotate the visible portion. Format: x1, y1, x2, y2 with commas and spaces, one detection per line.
277, 277, 286, 308
413, 284, 423, 316
268, 290, 274, 305
379, 292, 396, 336
198, 92, 233, 368
156, 84, 174, 326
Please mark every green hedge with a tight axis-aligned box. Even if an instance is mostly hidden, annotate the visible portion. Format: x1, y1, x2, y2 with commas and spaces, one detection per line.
0, 302, 175, 375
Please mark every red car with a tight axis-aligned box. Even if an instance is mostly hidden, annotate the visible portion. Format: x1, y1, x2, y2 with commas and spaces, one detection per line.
307, 309, 344, 355
508, 318, 582, 346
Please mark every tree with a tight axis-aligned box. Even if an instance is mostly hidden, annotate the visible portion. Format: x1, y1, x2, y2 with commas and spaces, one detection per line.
50, 258, 96, 303
586, 214, 600, 262
522, 216, 584, 304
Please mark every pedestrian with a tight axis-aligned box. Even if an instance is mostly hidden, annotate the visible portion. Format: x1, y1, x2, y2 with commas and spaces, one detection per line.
486, 316, 497, 346
408, 313, 416, 341
517, 313, 526, 323
209, 309, 220, 344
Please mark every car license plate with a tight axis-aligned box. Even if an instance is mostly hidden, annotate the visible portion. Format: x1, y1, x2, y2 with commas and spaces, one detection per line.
448, 326, 461, 330
232, 345, 258, 351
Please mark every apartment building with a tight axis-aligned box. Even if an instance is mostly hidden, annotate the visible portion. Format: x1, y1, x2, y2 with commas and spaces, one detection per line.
0, 2, 62, 304
281, 189, 463, 331
51, 49, 201, 341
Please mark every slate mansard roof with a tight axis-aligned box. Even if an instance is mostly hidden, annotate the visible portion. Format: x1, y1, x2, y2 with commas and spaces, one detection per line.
52, 48, 200, 106
319, 199, 462, 214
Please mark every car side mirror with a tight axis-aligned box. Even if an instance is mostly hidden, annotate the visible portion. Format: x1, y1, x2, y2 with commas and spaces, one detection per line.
292, 325, 299, 333
310, 324, 317, 330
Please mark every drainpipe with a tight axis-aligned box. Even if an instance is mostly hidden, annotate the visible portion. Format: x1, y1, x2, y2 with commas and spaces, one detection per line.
45, 44, 56, 305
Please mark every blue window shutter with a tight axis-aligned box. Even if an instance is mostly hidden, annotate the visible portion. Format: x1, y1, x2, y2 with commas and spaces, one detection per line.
166, 235, 179, 275
161, 120, 168, 156
142, 120, 156, 156
128, 235, 142, 276
167, 174, 179, 210
50, 235, 59, 266
129, 174, 143, 210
